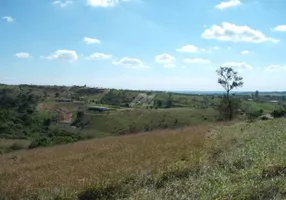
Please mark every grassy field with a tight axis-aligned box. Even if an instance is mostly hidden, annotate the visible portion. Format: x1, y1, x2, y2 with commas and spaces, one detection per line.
242, 101, 279, 113
1, 118, 286, 199
84, 107, 218, 136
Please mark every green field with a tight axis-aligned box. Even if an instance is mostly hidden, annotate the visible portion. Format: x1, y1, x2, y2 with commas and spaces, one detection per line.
242, 101, 280, 113
84, 107, 218, 136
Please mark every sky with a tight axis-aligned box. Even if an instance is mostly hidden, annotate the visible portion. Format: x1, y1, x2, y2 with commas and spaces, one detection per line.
1, 0, 286, 91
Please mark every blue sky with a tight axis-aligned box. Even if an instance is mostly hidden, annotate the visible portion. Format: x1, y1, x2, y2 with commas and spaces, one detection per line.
1, 0, 286, 91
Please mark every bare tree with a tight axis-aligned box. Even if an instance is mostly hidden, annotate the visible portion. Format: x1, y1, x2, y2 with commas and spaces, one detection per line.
216, 66, 244, 121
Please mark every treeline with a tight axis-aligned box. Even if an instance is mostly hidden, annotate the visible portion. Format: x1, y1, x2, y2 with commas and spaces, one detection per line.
0, 88, 88, 151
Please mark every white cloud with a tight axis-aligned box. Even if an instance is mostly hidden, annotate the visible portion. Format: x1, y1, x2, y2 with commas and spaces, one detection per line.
45, 50, 78, 62
86, 53, 112, 60
202, 22, 279, 43
176, 45, 199, 53
2, 16, 15, 23
215, 0, 241, 9
86, 0, 129, 7
15, 52, 31, 59
52, 0, 72, 7
273, 25, 286, 32
163, 63, 176, 68
83, 37, 101, 45
221, 61, 253, 71
265, 65, 286, 72
241, 50, 250, 54
113, 57, 149, 69
212, 46, 220, 50
155, 53, 175, 64
183, 58, 211, 64
203, 46, 220, 53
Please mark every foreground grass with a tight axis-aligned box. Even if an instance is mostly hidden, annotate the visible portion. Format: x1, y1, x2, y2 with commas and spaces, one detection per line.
1, 119, 286, 199
0, 139, 30, 154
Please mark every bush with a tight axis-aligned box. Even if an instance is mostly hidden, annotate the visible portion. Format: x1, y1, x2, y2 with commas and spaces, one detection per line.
246, 110, 263, 120
217, 96, 241, 121
9, 143, 24, 151
261, 116, 269, 120
29, 137, 50, 149
271, 109, 286, 118
29, 129, 86, 149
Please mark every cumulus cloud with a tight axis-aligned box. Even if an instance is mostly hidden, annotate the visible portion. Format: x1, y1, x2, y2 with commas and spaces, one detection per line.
52, 0, 72, 7
176, 45, 199, 53
202, 22, 279, 43
15, 52, 31, 59
212, 46, 220, 50
273, 25, 286, 32
86, 0, 129, 7
45, 50, 78, 62
265, 65, 286, 72
155, 53, 175, 64
83, 37, 101, 44
2, 16, 15, 23
221, 62, 253, 71
215, 0, 241, 9
113, 57, 149, 69
86, 53, 112, 60
183, 58, 211, 64
241, 50, 250, 54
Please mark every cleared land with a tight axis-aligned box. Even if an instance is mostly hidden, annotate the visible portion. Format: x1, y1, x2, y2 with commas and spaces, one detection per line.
1, 119, 286, 199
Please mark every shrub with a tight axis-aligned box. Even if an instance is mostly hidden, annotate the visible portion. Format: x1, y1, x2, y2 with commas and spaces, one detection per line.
271, 109, 286, 118
246, 110, 263, 120
217, 96, 241, 121
9, 143, 24, 151
261, 116, 269, 120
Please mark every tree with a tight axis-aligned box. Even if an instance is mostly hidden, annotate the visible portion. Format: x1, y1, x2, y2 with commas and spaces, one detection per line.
216, 66, 244, 121
255, 90, 259, 100
165, 94, 173, 108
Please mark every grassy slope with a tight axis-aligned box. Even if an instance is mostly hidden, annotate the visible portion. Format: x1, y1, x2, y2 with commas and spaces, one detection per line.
1, 119, 286, 199
84, 108, 218, 136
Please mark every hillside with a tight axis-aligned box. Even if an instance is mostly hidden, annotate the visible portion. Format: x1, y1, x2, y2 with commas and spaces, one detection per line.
1, 118, 286, 199
0, 84, 283, 154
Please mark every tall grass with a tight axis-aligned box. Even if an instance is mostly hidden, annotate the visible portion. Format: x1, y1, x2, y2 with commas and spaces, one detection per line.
0, 125, 215, 199
1, 119, 286, 199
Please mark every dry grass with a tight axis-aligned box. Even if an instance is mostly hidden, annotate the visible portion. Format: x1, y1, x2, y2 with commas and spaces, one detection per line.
0, 123, 224, 199
0, 139, 30, 148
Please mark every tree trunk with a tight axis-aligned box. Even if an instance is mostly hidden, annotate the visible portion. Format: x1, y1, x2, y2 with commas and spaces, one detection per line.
226, 91, 232, 121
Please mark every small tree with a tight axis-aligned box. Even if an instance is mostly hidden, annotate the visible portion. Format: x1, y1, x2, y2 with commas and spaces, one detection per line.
216, 66, 244, 121
254, 90, 259, 101
165, 94, 173, 108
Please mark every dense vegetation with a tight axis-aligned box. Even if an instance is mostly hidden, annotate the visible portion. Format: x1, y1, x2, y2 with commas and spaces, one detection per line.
0, 87, 89, 152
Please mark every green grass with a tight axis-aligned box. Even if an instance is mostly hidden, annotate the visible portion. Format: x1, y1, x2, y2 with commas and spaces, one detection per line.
129, 118, 286, 200
242, 101, 279, 113
84, 107, 218, 135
